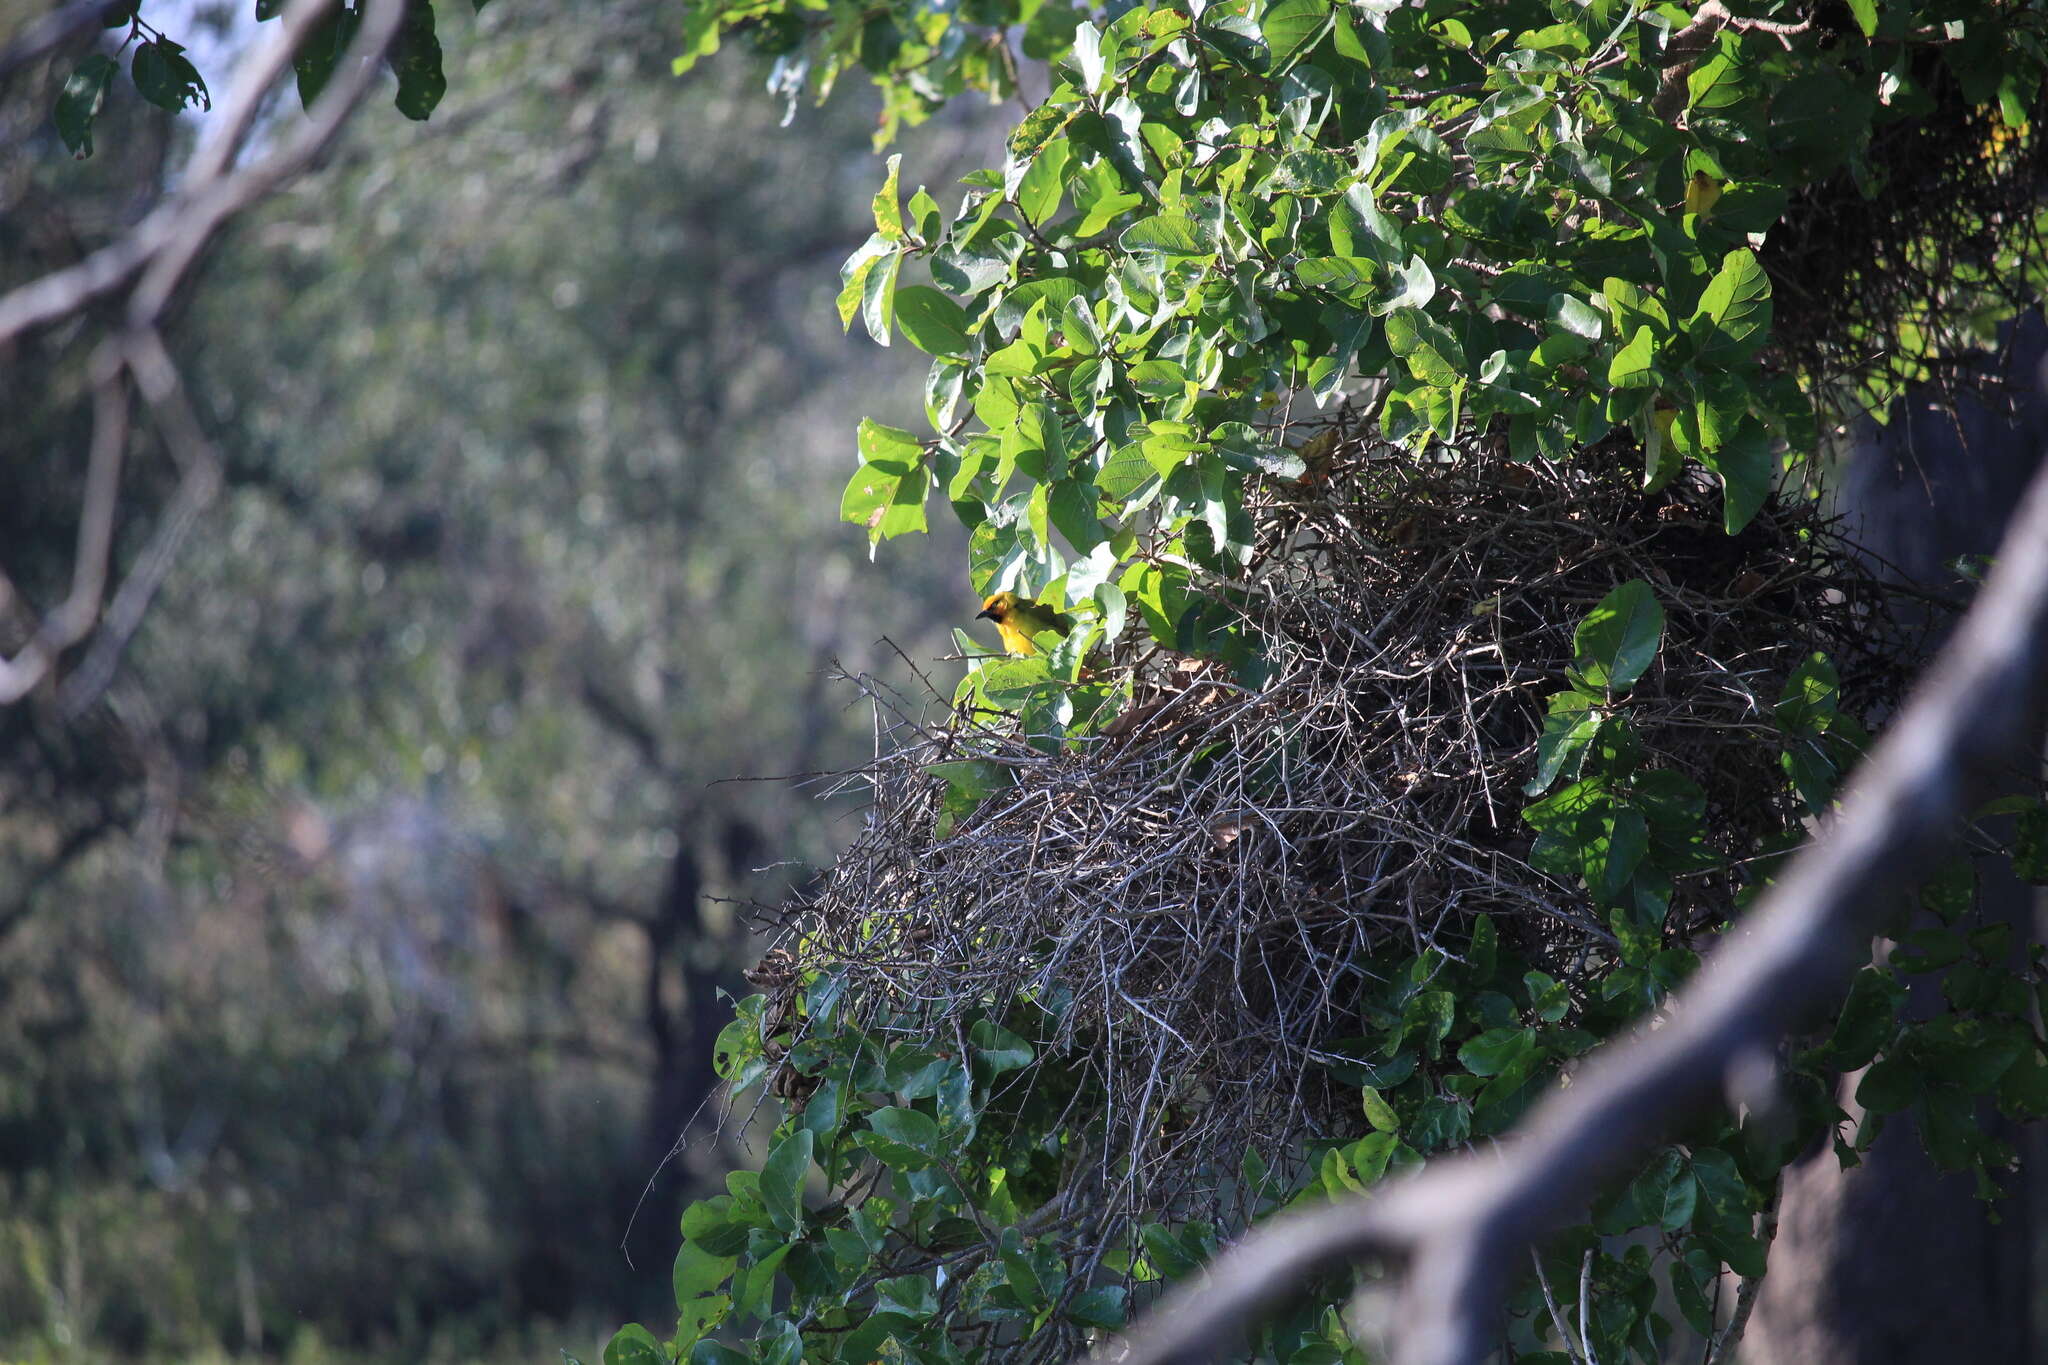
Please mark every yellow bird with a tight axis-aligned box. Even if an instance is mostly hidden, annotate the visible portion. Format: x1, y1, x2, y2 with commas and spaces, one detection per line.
976, 591, 1073, 657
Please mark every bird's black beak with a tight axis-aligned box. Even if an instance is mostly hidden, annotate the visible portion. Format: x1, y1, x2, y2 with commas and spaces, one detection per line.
975, 607, 996, 621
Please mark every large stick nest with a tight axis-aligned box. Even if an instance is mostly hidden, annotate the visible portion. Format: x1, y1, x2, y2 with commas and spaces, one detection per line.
762, 431, 1910, 1226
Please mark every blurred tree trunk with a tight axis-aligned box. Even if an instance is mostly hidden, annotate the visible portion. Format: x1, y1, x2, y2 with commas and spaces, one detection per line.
1747, 317, 2048, 1364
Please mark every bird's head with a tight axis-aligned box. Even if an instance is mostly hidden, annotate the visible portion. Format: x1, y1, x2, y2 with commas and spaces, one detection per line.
977, 591, 1021, 622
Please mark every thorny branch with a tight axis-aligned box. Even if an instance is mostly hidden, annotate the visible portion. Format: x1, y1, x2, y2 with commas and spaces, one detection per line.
0, 0, 407, 707
1089, 453, 2048, 1365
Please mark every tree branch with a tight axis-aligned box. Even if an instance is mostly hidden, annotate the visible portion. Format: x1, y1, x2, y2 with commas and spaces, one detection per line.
1091, 454, 2048, 1365
0, 0, 407, 706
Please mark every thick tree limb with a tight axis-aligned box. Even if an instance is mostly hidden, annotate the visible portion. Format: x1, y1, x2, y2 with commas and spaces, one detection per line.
0, 0, 406, 706
1092, 456, 2048, 1365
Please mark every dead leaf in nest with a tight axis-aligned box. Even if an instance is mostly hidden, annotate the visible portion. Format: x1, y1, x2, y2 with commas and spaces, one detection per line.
1208, 815, 1250, 847
1101, 695, 1172, 742
770, 1065, 819, 1104
1729, 569, 1767, 597
744, 946, 798, 989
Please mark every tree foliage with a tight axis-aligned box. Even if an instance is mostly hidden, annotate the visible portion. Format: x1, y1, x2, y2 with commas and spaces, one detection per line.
615, 0, 2048, 1363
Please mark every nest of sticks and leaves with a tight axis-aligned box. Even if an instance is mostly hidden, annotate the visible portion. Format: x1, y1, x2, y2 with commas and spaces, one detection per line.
757, 426, 1914, 1229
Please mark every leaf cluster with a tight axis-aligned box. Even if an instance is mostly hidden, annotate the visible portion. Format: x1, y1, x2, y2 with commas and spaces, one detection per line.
53, 0, 487, 157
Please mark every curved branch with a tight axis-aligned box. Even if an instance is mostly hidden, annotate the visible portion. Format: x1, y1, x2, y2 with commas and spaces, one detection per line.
1093, 455, 2048, 1365
0, 0, 407, 706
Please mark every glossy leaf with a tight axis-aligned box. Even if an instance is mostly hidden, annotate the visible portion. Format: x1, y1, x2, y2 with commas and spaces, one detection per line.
1571, 580, 1664, 695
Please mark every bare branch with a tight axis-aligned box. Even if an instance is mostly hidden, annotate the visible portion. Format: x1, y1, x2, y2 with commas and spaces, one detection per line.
1091, 455, 2048, 1365
57, 330, 225, 717
0, 0, 408, 706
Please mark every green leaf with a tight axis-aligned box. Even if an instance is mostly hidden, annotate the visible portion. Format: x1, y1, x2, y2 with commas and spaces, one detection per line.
837, 234, 900, 335
759, 1129, 813, 1234
1140, 1222, 1202, 1279
1121, 213, 1222, 259
861, 246, 903, 347
876, 1273, 940, 1318
603, 1325, 666, 1365
1606, 325, 1659, 388
55, 53, 118, 158
969, 1018, 1035, 1073
873, 152, 905, 240
1671, 1248, 1718, 1336
1856, 1057, 1919, 1114
293, 5, 359, 107
1260, 0, 1334, 74
894, 286, 971, 356
1373, 256, 1437, 316
1071, 21, 1105, 92
729, 1244, 790, 1326
1139, 422, 1206, 478
1295, 256, 1382, 304
1699, 419, 1774, 533
1526, 691, 1603, 794
1687, 43, 1756, 114
1410, 1095, 1471, 1152
1999, 1047, 2048, 1120
1571, 579, 1664, 695
1689, 249, 1773, 369
1592, 806, 1650, 904
859, 1106, 943, 1169
1067, 1286, 1129, 1328
2016, 800, 2048, 882
673, 1295, 729, 1351
1401, 989, 1457, 1057
1525, 970, 1571, 1023
1775, 653, 1840, 733
993, 277, 1084, 334
1340, 1131, 1398, 1185
678, 1198, 754, 1257
1015, 135, 1072, 226
755, 1319, 802, 1365
841, 421, 930, 544
1660, 1170, 1699, 1231
673, 1242, 738, 1305
131, 39, 209, 113
1384, 308, 1464, 385
1547, 293, 1605, 341
1458, 1027, 1537, 1077
390, 0, 446, 120
1845, 0, 1877, 36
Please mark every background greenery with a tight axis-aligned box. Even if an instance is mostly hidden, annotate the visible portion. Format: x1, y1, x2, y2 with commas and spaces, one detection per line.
1, 1, 995, 1359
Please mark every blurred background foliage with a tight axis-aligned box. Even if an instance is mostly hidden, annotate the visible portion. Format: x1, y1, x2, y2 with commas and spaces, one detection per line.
0, 0, 996, 1357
